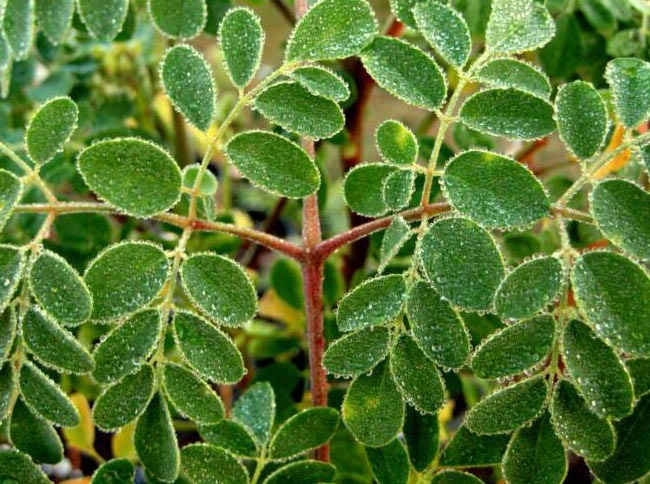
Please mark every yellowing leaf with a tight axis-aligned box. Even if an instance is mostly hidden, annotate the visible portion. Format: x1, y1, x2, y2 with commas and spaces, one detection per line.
62, 394, 94, 452
594, 124, 631, 179
112, 422, 137, 461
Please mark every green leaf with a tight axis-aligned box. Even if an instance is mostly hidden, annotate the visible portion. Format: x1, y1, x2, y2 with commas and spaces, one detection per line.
379, 216, 412, 272
0, 362, 13, 420
591, 179, 650, 260
388, 0, 428, 28
10, 399, 63, 464
91, 458, 135, 484
579, 0, 616, 33
390, 334, 445, 414
342, 361, 404, 447
336, 274, 406, 332
555, 81, 608, 159
163, 362, 224, 424
292, 66, 350, 102
232, 382, 275, 446
471, 315, 555, 380
84, 241, 169, 323
627, 358, 650, 398
343, 163, 396, 217
605, 57, 650, 128
218, 7, 264, 89
22, 307, 94, 374
255, 81, 344, 139
180, 444, 248, 484
269, 407, 340, 460
198, 420, 258, 458
361, 36, 446, 110
0, 449, 49, 484
148, 0, 206, 39
366, 438, 409, 484
225, 130, 320, 198
25, 97, 78, 165
494, 257, 564, 320
439, 424, 510, 467
161, 45, 216, 132
465, 375, 548, 434
485, 0, 555, 54
562, 320, 634, 419
323, 326, 390, 378
92, 309, 161, 384
383, 169, 415, 211
173, 311, 245, 384
263, 460, 336, 484
502, 412, 567, 484
182, 164, 218, 196
270, 258, 304, 310
77, 0, 129, 41
413, 1, 471, 68
19, 361, 79, 427
3, 0, 33, 60
0, 245, 24, 314
135, 392, 180, 483
29, 250, 92, 326
286, 0, 377, 62
477, 59, 551, 100
443, 150, 551, 228
0, 309, 16, 363
419, 217, 505, 311
431, 470, 484, 484
550, 379, 615, 461
540, 14, 582, 79
181, 253, 257, 327
403, 406, 438, 472
406, 281, 471, 369
77, 138, 182, 218
376, 120, 418, 166
571, 251, 650, 356
460, 88, 556, 140
0, 170, 23, 233
93, 365, 155, 430
588, 394, 650, 483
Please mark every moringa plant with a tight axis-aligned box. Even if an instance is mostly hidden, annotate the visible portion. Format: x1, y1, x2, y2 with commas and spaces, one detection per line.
0, 0, 649, 482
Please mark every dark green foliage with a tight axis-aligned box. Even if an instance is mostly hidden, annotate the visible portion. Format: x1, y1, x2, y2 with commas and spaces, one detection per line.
366, 439, 410, 484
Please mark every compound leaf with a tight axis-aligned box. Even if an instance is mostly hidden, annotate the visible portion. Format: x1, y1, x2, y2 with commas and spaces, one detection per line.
269, 407, 340, 460
3, 0, 34, 59
555, 81, 608, 159
181, 444, 248, 484
419, 217, 505, 311
29, 250, 92, 326
379, 216, 412, 272
92, 309, 161, 385
292, 65, 350, 102
0, 449, 49, 483
198, 420, 258, 458
219, 7, 264, 89
255, 81, 344, 139
323, 326, 391, 378
443, 150, 551, 228
77, 0, 129, 40
562, 320, 634, 419
477, 59, 551, 99
494, 257, 564, 320
148, 0, 206, 39
361, 36, 446, 110
439, 424, 510, 467
181, 253, 257, 327
413, 1, 471, 68
571, 251, 650, 356
163, 362, 224, 425
376, 120, 418, 166
225, 130, 320, 198
173, 311, 245, 384
431, 470, 483, 484
366, 438, 410, 484
502, 412, 567, 484
460, 88, 556, 140
10, 399, 63, 464
486, 0, 555, 54
343, 163, 396, 217
342, 361, 404, 447
605, 57, 650, 128
263, 461, 336, 484
336, 274, 406, 332
233, 382, 275, 446
93, 365, 155, 431
0, 245, 24, 313
0, 170, 23, 233
161, 45, 216, 131
591, 179, 650, 260
465, 375, 548, 434
26, 97, 78, 165
471, 315, 555, 380
286, 0, 377, 62
91, 458, 135, 484
403, 406, 439, 472
78, 138, 182, 218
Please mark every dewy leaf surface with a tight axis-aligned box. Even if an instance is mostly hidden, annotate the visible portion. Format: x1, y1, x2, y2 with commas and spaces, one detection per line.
292, 66, 350, 102
485, 0, 555, 54
379, 216, 412, 272
232, 382, 275, 446
180, 444, 248, 484
91, 459, 135, 484
286, 0, 377, 62
605, 57, 650, 128
323, 326, 390, 378
0, 449, 49, 484
148, 0, 206, 39
383, 169, 415, 211
361, 36, 446, 110
77, 0, 129, 41
198, 420, 258, 458
219, 7, 264, 89
269, 407, 340, 460
10, 399, 63, 464
263, 461, 336, 484
419, 217, 505, 311
225, 131, 320, 198
366, 438, 410, 484
403, 407, 439, 472
3, 0, 34, 59
0, 170, 23, 233
26, 97, 78, 165
78, 138, 182, 218
477, 59, 551, 99
343, 163, 396, 217
431, 470, 484, 484
161, 45, 216, 131
376, 120, 418, 166
439, 424, 510, 467
0, 245, 24, 313
443, 150, 551, 228
413, 1, 471, 68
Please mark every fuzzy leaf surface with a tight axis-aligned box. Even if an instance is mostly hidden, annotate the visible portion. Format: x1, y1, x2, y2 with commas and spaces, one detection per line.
26, 97, 78, 165
219, 7, 264, 89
